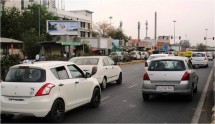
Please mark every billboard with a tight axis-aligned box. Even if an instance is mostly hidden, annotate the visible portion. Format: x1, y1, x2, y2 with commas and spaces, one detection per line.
47, 21, 79, 35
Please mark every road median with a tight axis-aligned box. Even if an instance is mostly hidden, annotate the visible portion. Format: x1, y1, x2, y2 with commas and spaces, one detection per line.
119, 60, 145, 66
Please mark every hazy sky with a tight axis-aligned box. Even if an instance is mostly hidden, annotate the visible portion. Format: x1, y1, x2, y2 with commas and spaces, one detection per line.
64, 0, 214, 46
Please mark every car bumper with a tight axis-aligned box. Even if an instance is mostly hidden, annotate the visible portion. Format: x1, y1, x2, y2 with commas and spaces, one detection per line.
191, 61, 208, 66
142, 81, 192, 95
1, 95, 53, 117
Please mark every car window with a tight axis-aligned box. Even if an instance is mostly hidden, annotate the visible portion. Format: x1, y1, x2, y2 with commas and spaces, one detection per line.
51, 66, 69, 80
148, 55, 166, 60
67, 65, 85, 78
108, 57, 115, 65
5, 68, 46, 82
148, 60, 186, 71
192, 53, 205, 57
74, 58, 99, 65
103, 57, 110, 66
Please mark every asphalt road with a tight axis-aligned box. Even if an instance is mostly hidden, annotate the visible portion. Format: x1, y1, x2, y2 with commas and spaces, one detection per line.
4, 60, 214, 123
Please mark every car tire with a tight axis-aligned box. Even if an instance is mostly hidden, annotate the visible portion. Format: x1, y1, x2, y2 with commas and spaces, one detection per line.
187, 89, 194, 102
194, 85, 198, 93
205, 64, 208, 68
142, 93, 150, 101
101, 77, 107, 90
90, 87, 101, 108
46, 99, 65, 123
1, 114, 14, 122
116, 72, 122, 84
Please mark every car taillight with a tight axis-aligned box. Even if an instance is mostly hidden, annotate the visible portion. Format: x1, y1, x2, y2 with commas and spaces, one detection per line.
181, 71, 190, 81
35, 83, 55, 96
143, 72, 150, 80
210, 55, 213, 57
145, 62, 148, 67
91, 66, 97, 76
204, 57, 207, 60
190, 57, 192, 60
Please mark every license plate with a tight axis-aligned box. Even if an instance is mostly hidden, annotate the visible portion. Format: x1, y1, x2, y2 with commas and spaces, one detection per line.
8, 97, 25, 101
156, 86, 174, 91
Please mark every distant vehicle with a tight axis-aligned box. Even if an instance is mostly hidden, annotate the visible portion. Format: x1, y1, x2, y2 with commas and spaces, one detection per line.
190, 52, 208, 68
142, 56, 199, 101
1, 61, 101, 122
206, 52, 213, 61
69, 56, 122, 89
145, 54, 168, 69
109, 52, 123, 61
130, 51, 141, 60
140, 52, 147, 60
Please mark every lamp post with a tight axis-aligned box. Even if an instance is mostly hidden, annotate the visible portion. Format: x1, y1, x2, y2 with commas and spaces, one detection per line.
109, 16, 113, 24
173, 20, 176, 44
205, 29, 208, 47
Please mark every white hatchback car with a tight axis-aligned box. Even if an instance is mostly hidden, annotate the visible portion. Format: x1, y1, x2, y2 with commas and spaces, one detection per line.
190, 52, 208, 68
145, 54, 168, 69
130, 51, 141, 60
69, 56, 122, 89
142, 56, 199, 101
1, 61, 101, 122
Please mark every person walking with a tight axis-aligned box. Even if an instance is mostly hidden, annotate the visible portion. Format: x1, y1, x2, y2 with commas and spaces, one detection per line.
35, 54, 40, 61
40, 54, 45, 61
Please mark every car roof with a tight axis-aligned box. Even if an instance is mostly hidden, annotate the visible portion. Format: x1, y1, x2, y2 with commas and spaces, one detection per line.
12, 61, 75, 68
74, 56, 106, 58
150, 54, 168, 56
152, 56, 188, 61
193, 52, 206, 53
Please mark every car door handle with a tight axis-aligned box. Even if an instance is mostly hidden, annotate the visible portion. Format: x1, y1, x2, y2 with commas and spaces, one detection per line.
59, 84, 64, 86
75, 82, 79, 84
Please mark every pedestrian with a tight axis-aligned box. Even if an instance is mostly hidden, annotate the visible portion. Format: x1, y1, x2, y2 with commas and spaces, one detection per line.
63, 52, 67, 58
40, 54, 45, 61
35, 54, 40, 61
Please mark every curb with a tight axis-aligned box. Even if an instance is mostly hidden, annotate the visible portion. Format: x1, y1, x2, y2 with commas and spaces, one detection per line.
119, 60, 145, 66
211, 64, 215, 124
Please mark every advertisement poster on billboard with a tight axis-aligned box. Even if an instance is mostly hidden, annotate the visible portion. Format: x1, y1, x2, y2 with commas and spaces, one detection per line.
47, 21, 79, 35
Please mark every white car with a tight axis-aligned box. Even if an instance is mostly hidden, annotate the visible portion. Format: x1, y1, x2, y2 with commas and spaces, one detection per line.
69, 56, 122, 89
140, 52, 147, 60
109, 52, 123, 61
145, 54, 168, 69
1, 61, 101, 122
206, 52, 213, 61
130, 51, 141, 60
142, 56, 199, 101
190, 52, 208, 68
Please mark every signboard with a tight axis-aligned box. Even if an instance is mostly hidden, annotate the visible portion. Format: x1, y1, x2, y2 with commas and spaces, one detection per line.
113, 40, 119, 47
163, 45, 168, 51
47, 21, 78, 35
61, 42, 80, 46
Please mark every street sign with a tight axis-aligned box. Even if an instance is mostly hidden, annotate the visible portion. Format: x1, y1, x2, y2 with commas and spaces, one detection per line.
61, 42, 80, 46
163, 45, 168, 51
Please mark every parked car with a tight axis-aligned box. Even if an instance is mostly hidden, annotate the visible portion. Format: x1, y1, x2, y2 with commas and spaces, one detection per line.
130, 51, 141, 60
140, 52, 147, 60
206, 52, 213, 61
145, 54, 168, 69
190, 52, 208, 68
109, 52, 123, 61
142, 56, 199, 101
1, 61, 101, 122
69, 56, 122, 89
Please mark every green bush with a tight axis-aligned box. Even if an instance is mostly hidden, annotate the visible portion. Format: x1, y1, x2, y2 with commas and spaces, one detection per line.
1, 54, 21, 80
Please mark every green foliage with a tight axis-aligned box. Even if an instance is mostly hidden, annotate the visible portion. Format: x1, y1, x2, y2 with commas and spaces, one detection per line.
46, 56, 67, 61
1, 54, 21, 80
75, 44, 94, 56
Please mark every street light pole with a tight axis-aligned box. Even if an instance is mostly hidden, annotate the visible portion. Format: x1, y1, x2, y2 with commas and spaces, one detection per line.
173, 20, 176, 44
109, 16, 112, 25
205, 29, 208, 47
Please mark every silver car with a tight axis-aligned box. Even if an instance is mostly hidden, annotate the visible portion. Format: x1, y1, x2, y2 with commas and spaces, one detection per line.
142, 56, 199, 101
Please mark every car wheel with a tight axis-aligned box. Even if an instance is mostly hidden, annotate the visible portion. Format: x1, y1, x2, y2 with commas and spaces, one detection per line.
90, 87, 101, 108
46, 99, 65, 123
101, 77, 107, 90
116, 72, 122, 84
1, 114, 14, 122
194, 85, 198, 93
142, 93, 150, 101
205, 64, 208, 68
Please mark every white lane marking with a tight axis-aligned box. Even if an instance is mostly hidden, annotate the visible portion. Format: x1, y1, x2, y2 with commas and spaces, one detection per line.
128, 84, 138, 88
101, 96, 110, 101
191, 63, 214, 123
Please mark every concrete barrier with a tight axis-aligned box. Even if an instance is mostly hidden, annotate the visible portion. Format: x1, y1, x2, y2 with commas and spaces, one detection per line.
211, 64, 215, 124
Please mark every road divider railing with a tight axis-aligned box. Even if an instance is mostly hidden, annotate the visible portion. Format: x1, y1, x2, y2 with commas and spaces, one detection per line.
118, 60, 145, 66
211, 64, 215, 124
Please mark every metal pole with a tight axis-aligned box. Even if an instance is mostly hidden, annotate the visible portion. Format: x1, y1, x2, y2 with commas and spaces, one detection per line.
173, 20, 176, 44
39, 0, 41, 39
205, 29, 208, 47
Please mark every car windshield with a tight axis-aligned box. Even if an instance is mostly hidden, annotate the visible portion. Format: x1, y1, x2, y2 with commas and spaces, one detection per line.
5, 68, 46, 82
148, 55, 166, 60
148, 60, 186, 71
74, 58, 99, 65
192, 53, 205, 57
206, 53, 212, 56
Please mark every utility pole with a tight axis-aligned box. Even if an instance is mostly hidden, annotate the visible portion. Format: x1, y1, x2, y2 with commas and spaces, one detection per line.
145, 20, 148, 38
138, 22, 140, 41
205, 29, 208, 47
173, 20, 176, 44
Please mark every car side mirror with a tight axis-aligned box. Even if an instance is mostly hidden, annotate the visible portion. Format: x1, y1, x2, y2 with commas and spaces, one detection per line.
86, 72, 91, 78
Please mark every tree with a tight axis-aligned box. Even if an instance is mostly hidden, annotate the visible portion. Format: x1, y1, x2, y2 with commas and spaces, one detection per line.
93, 20, 113, 37
197, 43, 207, 51
179, 40, 190, 50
